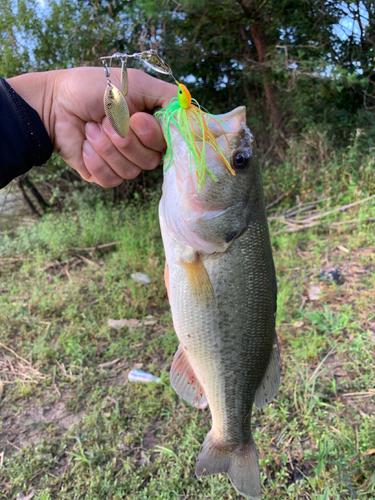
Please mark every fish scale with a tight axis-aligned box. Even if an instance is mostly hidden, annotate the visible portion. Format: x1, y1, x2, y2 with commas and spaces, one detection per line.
159, 105, 280, 499
168, 221, 275, 445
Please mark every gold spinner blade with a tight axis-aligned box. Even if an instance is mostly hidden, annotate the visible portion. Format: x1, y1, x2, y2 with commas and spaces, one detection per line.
104, 84, 130, 138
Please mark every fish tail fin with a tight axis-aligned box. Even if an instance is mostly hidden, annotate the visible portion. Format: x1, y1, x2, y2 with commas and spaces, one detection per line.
195, 431, 261, 500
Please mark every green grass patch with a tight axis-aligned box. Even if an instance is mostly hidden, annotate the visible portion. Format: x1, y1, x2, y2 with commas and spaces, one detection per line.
0, 193, 375, 499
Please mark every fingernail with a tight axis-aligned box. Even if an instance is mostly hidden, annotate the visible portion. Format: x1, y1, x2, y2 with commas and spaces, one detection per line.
131, 115, 149, 135
83, 140, 95, 157
86, 122, 102, 140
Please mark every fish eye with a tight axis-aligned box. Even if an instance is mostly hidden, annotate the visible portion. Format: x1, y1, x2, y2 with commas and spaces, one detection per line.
231, 149, 251, 171
179, 90, 183, 94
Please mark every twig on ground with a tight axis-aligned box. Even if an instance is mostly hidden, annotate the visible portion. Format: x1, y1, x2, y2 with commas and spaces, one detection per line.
76, 254, 99, 267
0, 343, 44, 376
97, 358, 121, 369
266, 193, 287, 210
268, 194, 375, 233
5, 440, 22, 451
282, 195, 337, 217
293, 194, 375, 223
68, 241, 120, 252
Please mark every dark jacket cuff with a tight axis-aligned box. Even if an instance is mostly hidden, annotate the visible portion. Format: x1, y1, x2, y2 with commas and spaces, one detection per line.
0, 76, 53, 189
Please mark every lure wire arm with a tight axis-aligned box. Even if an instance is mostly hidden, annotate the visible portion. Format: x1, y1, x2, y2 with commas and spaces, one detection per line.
101, 59, 112, 89
100, 49, 173, 78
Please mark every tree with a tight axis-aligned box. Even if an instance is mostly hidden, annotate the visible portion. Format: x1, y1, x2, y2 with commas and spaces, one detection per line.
1, 0, 374, 155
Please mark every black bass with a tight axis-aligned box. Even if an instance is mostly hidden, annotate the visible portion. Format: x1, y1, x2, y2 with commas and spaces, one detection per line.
159, 106, 280, 499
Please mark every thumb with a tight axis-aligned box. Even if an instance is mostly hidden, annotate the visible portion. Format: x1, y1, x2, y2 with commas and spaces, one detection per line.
129, 112, 167, 152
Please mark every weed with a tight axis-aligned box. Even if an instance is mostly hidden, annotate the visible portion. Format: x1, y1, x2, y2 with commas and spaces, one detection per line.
0, 194, 375, 499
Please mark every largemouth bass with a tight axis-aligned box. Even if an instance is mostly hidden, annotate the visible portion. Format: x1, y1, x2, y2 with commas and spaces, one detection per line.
159, 106, 280, 499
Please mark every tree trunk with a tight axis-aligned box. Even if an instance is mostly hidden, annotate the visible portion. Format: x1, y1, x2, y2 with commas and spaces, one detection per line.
238, 1, 283, 130
17, 179, 41, 217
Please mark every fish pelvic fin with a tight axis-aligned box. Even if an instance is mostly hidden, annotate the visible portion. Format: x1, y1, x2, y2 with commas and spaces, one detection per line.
181, 253, 213, 302
170, 344, 207, 408
254, 332, 281, 409
195, 431, 261, 500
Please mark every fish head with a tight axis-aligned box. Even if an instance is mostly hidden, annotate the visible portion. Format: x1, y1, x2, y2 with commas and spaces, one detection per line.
160, 106, 260, 254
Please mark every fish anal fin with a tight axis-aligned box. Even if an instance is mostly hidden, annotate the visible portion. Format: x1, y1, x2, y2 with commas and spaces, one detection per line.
170, 344, 207, 408
196, 431, 261, 500
182, 253, 213, 302
254, 333, 281, 409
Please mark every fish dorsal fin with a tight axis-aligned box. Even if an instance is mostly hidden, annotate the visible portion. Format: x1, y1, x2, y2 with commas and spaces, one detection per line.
254, 334, 281, 409
170, 344, 207, 408
182, 253, 213, 302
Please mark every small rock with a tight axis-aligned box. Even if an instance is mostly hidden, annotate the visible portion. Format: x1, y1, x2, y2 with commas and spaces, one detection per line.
308, 285, 321, 301
144, 318, 157, 326
137, 450, 148, 466
337, 245, 349, 253
143, 315, 157, 326
293, 320, 304, 328
36, 453, 53, 461
149, 257, 160, 267
125, 318, 142, 330
107, 319, 128, 330
320, 267, 345, 285
16, 493, 34, 500
107, 318, 142, 330
131, 272, 151, 285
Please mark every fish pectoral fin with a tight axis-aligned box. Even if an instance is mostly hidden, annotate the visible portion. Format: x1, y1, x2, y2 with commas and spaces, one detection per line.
182, 253, 213, 302
170, 344, 207, 408
164, 261, 170, 301
254, 333, 281, 409
196, 431, 261, 500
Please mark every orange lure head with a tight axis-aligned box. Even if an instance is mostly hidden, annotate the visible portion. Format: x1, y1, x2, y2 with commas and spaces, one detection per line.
177, 82, 192, 109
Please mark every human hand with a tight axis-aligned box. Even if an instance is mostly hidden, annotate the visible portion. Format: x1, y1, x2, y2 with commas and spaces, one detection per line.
8, 67, 177, 187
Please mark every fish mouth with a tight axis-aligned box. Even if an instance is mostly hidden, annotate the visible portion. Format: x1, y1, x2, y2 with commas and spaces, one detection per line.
186, 106, 247, 141
217, 106, 246, 122
208, 106, 247, 139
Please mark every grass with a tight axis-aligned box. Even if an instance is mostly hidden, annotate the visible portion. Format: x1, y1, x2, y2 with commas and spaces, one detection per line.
0, 187, 375, 499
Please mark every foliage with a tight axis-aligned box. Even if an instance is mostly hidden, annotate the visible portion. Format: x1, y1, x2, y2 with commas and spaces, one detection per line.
1, 1, 374, 139
1, 0, 374, 202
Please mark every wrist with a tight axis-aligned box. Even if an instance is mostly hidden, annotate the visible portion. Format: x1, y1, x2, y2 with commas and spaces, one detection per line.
7, 71, 56, 145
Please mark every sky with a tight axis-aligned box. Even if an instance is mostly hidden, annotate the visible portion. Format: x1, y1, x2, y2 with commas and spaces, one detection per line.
333, 1, 369, 41
34, 1, 370, 42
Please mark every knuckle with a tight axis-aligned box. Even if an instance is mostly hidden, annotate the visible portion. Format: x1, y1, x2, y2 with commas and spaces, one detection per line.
148, 153, 162, 169
98, 138, 117, 158
103, 178, 123, 188
118, 165, 141, 180
88, 163, 122, 187
118, 135, 137, 157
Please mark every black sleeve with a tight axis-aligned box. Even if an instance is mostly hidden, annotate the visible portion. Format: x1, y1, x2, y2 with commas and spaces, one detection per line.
0, 77, 54, 189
